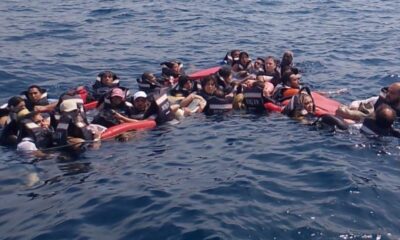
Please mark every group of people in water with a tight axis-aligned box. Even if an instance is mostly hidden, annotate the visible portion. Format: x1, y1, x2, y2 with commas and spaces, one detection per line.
1, 50, 400, 156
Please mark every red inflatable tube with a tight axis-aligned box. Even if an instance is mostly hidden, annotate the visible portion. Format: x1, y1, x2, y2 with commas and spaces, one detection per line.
84, 101, 98, 111
264, 102, 283, 113
188, 66, 221, 80
101, 120, 157, 140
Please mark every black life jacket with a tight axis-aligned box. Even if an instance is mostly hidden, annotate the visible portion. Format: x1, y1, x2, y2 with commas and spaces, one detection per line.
137, 77, 163, 94
144, 92, 175, 124
54, 111, 92, 145
19, 116, 53, 149
92, 72, 120, 100
160, 61, 184, 79
129, 107, 146, 120
199, 92, 232, 115
93, 97, 133, 127
243, 85, 265, 112
22, 90, 49, 111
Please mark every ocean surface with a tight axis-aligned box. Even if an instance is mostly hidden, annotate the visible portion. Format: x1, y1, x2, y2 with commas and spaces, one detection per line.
1, 1, 400, 239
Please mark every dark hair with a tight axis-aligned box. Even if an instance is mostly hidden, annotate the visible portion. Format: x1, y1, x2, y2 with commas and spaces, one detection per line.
178, 75, 191, 88
141, 71, 154, 81
218, 66, 232, 78
281, 67, 300, 86
375, 104, 396, 128
28, 85, 44, 93
7, 96, 24, 108
201, 76, 217, 89
239, 51, 249, 59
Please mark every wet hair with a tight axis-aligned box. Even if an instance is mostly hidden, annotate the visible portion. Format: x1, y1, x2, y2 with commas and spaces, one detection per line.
265, 56, 278, 65
178, 75, 191, 88
281, 51, 293, 65
101, 71, 114, 78
375, 104, 396, 128
28, 85, 44, 93
141, 71, 155, 81
7, 96, 24, 108
201, 75, 217, 89
281, 67, 300, 86
239, 51, 249, 59
218, 66, 232, 78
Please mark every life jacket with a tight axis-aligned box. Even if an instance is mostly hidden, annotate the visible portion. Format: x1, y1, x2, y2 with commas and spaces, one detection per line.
243, 85, 265, 112
129, 107, 146, 120
136, 77, 162, 94
92, 72, 120, 100
237, 61, 253, 72
282, 87, 315, 117
222, 50, 241, 66
92, 95, 133, 127
19, 115, 53, 149
144, 92, 175, 124
272, 84, 299, 102
160, 61, 184, 84
199, 92, 232, 115
54, 111, 92, 145
21, 90, 49, 111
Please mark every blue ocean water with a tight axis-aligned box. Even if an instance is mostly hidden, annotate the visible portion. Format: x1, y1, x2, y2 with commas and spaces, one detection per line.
1, 1, 400, 239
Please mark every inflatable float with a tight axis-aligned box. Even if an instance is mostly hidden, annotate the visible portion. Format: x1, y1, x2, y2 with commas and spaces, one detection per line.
101, 120, 156, 140
188, 66, 220, 80
265, 92, 341, 116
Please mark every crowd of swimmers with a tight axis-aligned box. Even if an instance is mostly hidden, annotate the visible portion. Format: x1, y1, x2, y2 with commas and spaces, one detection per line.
1, 50, 400, 157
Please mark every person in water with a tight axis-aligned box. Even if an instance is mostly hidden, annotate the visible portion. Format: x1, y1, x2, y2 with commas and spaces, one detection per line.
21, 85, 56, 112
0, 96, 30, 146
232, 51, 255, 79
336, 82, 400, 122
160, 60, 185, 86
223, 49, 241, 66
257, 56, 281, 86
137, 71, 163, 94
170, 75, 198, 98
92, 88, 133, 128
272, 67, 302, 101
361, 104, 400, 137
17, 111, 54, 154
213, 66, 237, 96
280, 50, 294, 74
91, 70, 121, 100
198, 76, 233, 115
54, 100, 99, 153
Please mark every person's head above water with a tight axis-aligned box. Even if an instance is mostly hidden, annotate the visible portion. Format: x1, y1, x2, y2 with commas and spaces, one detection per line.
239, 51, 250, 66
141, 71, 157, 83
281, 67, 301, 88
385, 82, 400, 105
99, 71, 117, 86
201, 76, 217, 95
375, 104, 396, 129
218, 66, 233, 82
26, 85, 45, 103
